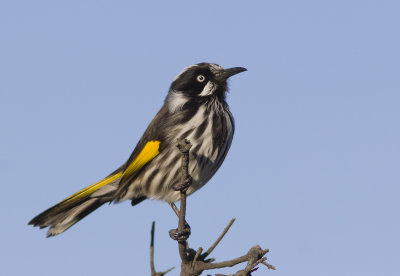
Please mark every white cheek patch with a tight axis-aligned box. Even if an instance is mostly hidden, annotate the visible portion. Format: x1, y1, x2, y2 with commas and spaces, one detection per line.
199, 81, 217, 97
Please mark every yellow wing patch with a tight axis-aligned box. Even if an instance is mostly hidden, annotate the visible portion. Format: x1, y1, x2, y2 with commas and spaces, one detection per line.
57, 140, 160, 207
122, 140, 161, 178
59, 172, 122, 207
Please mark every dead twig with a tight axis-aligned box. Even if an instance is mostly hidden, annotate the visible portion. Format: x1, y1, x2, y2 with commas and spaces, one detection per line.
167, 138, 274, 276
150, 221, 175, 276
168, 138, 192, 265
202, 218, 236, 260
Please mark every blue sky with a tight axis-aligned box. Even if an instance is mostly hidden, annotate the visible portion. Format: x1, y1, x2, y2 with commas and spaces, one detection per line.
1, 1, 399, 275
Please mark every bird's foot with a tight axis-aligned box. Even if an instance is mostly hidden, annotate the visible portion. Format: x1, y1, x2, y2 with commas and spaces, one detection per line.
169, 223, 191, 242
172, 175, 192, 191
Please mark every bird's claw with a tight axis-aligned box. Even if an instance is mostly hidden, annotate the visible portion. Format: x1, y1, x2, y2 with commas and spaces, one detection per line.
173, 175, 192, 191
169, 224, 191, 242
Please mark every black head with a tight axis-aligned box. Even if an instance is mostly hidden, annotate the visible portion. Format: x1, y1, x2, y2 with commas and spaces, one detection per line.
169, 63, 246, 100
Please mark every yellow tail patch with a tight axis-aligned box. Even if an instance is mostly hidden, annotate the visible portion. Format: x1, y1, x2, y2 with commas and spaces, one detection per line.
59, 172, 123, 207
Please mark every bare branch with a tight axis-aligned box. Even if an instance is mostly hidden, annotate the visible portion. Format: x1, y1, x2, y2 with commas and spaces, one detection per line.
169, 138, 193, 265
150, 221, 175, 276
167, 139, 274, 275
201, 246, 269, 271
192, 247, 203, 265
262, 261, 276, 270
150, 222, 156, 275
203, 218, 236, 259
169, 202, 180, 217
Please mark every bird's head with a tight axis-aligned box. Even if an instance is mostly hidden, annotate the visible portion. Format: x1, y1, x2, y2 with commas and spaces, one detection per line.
166, 63, 246, 112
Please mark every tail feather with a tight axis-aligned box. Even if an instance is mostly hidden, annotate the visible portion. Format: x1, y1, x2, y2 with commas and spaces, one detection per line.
47, 198, 106, 237
29, 141, 161, 237
29, 196, 109, 237
29, 172, 121, 237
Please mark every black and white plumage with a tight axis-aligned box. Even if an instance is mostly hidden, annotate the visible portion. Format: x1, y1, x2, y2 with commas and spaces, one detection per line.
29, 63, 246, 236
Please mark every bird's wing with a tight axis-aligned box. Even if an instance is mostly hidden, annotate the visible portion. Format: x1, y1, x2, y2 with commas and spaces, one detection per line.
47, 139, 160, 210
28, 129, 164, 232
112, 105, 171, 201
54, 105, 171, 209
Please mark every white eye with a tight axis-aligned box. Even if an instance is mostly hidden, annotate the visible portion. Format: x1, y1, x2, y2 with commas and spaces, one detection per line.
197, 75, 205, 82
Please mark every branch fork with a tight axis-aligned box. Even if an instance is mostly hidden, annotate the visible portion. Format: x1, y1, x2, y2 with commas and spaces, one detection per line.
149, 138, 274, 275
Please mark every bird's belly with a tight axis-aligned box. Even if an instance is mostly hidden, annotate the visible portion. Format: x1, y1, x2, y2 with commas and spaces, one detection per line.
138, 136, 221, 202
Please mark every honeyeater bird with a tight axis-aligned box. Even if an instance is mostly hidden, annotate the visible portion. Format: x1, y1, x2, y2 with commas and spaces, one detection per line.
29, 63, 246, 237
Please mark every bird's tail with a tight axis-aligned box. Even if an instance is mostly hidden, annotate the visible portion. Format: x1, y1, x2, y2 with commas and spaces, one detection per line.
29, 172, 122, 237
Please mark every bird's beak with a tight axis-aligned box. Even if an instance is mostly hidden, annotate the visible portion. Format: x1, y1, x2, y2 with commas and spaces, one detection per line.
217, 67, 247, 82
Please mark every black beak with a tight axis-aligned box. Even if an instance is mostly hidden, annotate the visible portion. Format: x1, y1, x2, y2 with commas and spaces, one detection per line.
218, 67, 247, 81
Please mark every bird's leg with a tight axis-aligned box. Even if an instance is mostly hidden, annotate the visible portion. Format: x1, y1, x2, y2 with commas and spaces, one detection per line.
169, 202, 191, 229
169, 202, 191, 241
169, 202, 180, 217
